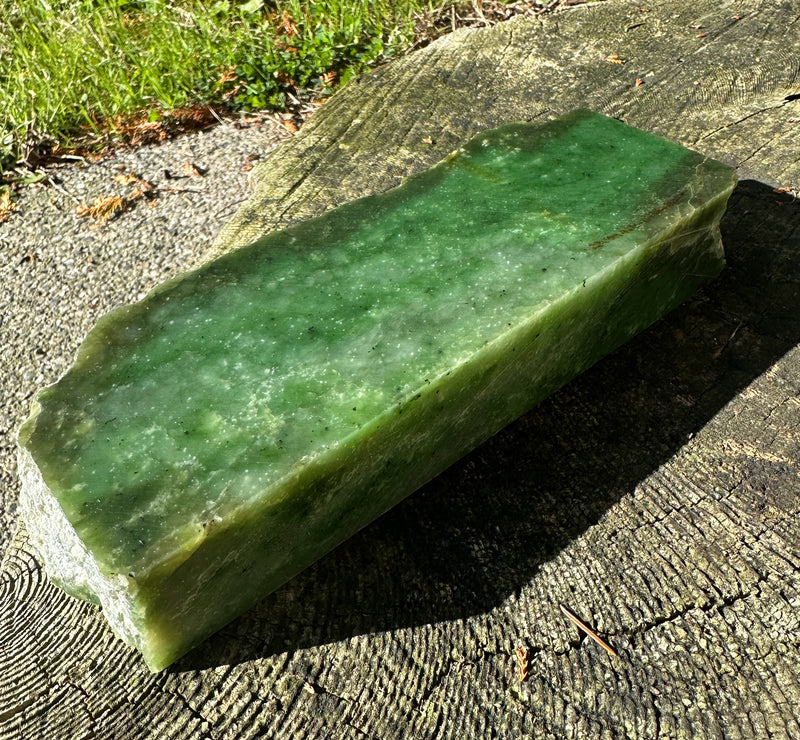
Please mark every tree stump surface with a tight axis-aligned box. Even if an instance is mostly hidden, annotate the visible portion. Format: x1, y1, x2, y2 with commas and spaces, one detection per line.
2, 1, 800, 737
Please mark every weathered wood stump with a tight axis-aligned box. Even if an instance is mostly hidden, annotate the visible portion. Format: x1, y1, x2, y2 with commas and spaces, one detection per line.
2, 1, 800, 737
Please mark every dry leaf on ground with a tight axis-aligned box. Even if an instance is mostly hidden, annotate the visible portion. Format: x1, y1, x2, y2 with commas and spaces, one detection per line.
76, 195, 126, 224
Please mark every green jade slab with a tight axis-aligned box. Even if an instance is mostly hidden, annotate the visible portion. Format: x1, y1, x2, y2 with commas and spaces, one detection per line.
18, 111, 736, 671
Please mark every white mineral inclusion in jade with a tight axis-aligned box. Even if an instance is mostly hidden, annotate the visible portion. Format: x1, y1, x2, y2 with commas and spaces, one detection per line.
18, 110, 737, 670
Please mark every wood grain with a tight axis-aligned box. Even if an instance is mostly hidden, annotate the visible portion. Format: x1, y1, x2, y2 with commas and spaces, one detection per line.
3, 1, 800, 737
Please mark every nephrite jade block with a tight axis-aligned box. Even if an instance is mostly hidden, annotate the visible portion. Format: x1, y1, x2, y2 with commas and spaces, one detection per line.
18, 110, 736, 671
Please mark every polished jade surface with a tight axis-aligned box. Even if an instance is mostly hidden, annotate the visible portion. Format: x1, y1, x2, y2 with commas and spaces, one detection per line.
18, 110, 737, 670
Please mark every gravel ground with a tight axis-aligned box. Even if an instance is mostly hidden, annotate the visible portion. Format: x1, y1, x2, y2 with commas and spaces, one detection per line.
0, 114, 290, 552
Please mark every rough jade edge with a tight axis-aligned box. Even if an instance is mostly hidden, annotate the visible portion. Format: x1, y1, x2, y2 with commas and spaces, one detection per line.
17, 117, 737, 671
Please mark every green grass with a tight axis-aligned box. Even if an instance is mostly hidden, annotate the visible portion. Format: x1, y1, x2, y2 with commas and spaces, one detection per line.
0, 0, 441, 176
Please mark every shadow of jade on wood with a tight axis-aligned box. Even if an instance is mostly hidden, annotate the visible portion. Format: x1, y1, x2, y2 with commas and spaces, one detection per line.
16, 111, 737, 671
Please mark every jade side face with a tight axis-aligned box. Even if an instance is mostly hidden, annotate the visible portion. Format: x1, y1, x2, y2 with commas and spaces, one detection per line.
20, 111, 734, 579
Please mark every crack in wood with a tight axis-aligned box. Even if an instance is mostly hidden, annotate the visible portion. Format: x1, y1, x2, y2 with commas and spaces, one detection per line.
161, 689, 216, 740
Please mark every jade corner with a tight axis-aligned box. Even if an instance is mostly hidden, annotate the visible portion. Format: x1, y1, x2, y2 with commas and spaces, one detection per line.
17, 111, 737, 671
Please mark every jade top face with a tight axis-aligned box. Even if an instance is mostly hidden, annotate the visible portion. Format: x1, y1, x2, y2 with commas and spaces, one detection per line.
20, 111, 732, 575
